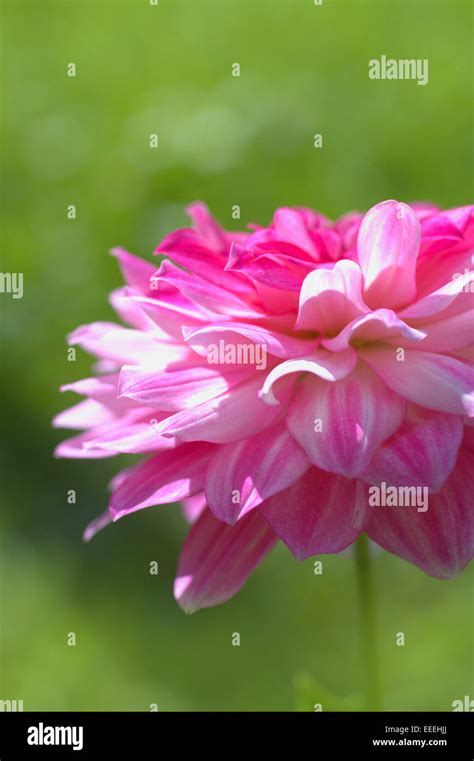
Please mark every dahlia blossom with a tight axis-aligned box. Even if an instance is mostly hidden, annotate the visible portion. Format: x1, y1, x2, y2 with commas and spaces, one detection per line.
54, 200, 474, 613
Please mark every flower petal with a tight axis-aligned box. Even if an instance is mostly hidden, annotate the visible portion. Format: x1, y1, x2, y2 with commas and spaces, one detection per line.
321, 309, 426, 352
111, 247, 156, 294
361, 347, 474, 416
295, 260, 367, 334
68, 322, 189, 367
183, 322, 317, 360
397, 304, 474, 353
174, 508, 277, 613
153, 374, 294, 443
226, 243, 306, 292
109, 288, 162, 332
399, 268, 474, 319
186, 201, 229, 252
365, 447, 474, 578
259, 207, 323, 259
259, 348, 357, 405
118, 363, 249, 410
54, 429, 118, 459
60, 375, 145, 413
53, 399, 117, 430
151, 260, 263, 319
260, 468, 365, 559
205, 421, 310, 524
286, 362, 406, 477
128, 292, 219, 340
83, 511, 113, 542
83, 415, 178, 455
181, 492, 207, 525
109, 442, 216, 520
357, 200, 421, 309
419, 205, 474, 258
361, 405, 463, 492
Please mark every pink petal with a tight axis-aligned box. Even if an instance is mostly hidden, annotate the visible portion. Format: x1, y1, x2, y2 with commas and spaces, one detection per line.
286, 362, 406, 478
245, 207, 329, 258
249, 282, 300, 316
181, 492, 207, 525
447, 345, 474, 363
462, 424, 474, 452
205, 421, 310, 524
109, 288, 171, 334
183, 322, 317, 360
156, 227, 223, 269
361, 405, 463, 492
321, 309, 426, 352
397, 304, 474, 353
156, 205, 252, 294
411, 202, 440, 220
109, 442, 216, 520
260, 468, 365, 559
108, 466, 135, 493
311, 227, 342, 262
254, 207, 340, 262
54, 429, 118, 459
54, 408, 160, 457
259, 348, 357, 405
60, 375, 120, 403
419, 206, 474, 258
227, 243, 306, 292
444, 205, 474, 234
399, 268, 473, 319
186, 201, 228, 253
365, 447, 474, 578
83, 511, 113, 542
68, 322, 189, 366
151, 260, 263, 319
419, 214, 465, 257
83, 416, 178, 455
118, 363, 250, 410
53, 399, 117, 430
266, 207, 321, 259
415, 248, 472, 300
295, 260, 367, 334
111, 247, 156, 293
154, 374, 294, 444
361, 347, 474, 416
357, 200, 421, 309
128, 292, 219, 340
60, 375, 143, 414
174, 508, 277, 613
160, 230, 253, 295
334, 211, 363, 251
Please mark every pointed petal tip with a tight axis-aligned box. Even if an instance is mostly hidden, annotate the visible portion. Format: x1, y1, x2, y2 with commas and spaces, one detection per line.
258, 387, 280, 406
83, 511, 112, 542
110, 246, 126, 258
174, 575, 199, 614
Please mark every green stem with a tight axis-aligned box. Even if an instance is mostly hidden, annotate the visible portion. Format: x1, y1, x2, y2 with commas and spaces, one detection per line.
355, 533, 381, 711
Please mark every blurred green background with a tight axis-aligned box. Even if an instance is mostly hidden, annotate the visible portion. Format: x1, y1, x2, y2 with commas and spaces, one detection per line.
1, 0, 472, 711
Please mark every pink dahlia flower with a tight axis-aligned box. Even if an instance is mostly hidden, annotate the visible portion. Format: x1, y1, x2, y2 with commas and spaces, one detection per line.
54, 200, 474, 612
